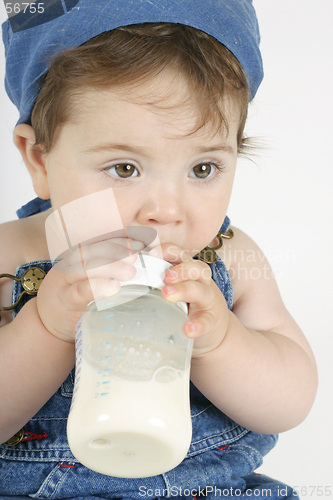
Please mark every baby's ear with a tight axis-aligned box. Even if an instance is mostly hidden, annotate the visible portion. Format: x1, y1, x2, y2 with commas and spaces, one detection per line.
13, 124, 50, 200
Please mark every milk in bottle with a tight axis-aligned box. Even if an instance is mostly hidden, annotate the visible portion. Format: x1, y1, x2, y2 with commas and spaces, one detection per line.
67, 255, 193, 478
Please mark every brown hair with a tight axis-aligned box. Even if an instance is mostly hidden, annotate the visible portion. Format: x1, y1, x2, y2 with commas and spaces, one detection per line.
31, 23, 250, 154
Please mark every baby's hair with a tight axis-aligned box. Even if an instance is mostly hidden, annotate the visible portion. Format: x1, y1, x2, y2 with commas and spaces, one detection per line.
31, 23, 250, 154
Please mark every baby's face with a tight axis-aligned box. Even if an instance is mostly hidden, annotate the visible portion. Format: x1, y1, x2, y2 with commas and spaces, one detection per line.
43, 72, 239, 255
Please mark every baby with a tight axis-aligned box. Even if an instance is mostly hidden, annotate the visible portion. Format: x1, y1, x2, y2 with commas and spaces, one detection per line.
0, 1, 317, 498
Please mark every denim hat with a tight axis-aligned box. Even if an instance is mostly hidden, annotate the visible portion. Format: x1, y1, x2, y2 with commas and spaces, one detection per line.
1, 0, 263, 126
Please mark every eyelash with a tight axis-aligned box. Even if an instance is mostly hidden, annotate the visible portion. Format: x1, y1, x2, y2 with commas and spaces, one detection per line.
102, 162, 225, 185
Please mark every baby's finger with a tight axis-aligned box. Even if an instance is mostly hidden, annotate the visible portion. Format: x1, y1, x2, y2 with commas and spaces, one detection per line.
56, 241, 140, 274
183, 309, 214, 337
53, 256, 89, 277
64, 278, 120, 311
86, 260, 136, 281
78, 240, 141, 264
162, 279, 215, 311
54, 254, 138, 284
164, 260, 212, 286
87, 277, 121, 303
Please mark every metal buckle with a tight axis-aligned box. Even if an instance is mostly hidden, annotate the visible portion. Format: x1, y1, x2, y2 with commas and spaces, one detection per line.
196, 228, 234, 264
0, 267, 46, 319
3, 427, 25, 446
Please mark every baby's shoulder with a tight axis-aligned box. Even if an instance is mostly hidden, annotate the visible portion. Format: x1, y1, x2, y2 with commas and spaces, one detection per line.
0, 218, 32, 271
0, 210, 50, 267
218, 225, 267, 267
217, 225, 273, 303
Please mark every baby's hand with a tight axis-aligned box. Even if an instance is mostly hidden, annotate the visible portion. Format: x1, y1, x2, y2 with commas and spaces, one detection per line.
152, 244, 230, 358
36, 238, 144, 343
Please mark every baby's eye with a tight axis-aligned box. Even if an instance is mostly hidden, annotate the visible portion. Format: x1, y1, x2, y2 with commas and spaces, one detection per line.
105, 163, 139, 179
190, 162, 221, 180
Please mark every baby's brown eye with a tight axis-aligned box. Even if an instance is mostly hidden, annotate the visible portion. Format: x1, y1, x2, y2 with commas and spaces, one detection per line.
193, 163, 213, 178
114, 163, 136, 178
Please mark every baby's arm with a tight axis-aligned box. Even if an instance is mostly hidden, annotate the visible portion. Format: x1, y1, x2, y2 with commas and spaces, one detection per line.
0, 222, 142, 443
192, 228, 317, 433
161, 228, 318, 434
0, 298, 75, 443
0, 221, 72, 443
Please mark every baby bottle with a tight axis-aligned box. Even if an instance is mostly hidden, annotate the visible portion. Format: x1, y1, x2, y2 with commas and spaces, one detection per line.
67, 254, 193, 478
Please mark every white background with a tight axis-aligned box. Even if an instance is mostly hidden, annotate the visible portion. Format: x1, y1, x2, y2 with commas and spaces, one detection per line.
0, 1, 332, 498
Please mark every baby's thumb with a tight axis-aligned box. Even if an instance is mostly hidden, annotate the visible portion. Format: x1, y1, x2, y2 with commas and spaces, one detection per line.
67, 278, 120, 311
87, 277, 121, 303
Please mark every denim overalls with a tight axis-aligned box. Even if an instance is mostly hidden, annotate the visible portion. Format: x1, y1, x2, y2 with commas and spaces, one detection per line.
0, 198, 299, 500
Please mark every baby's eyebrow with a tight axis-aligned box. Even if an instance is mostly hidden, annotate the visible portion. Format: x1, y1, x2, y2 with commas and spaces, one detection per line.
195, 144, 235, 155
82, 142, 147, 156
81, 142, 235, 156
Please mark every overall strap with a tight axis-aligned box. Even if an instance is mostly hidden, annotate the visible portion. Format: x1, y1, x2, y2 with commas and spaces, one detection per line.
193, 216, 233, 310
